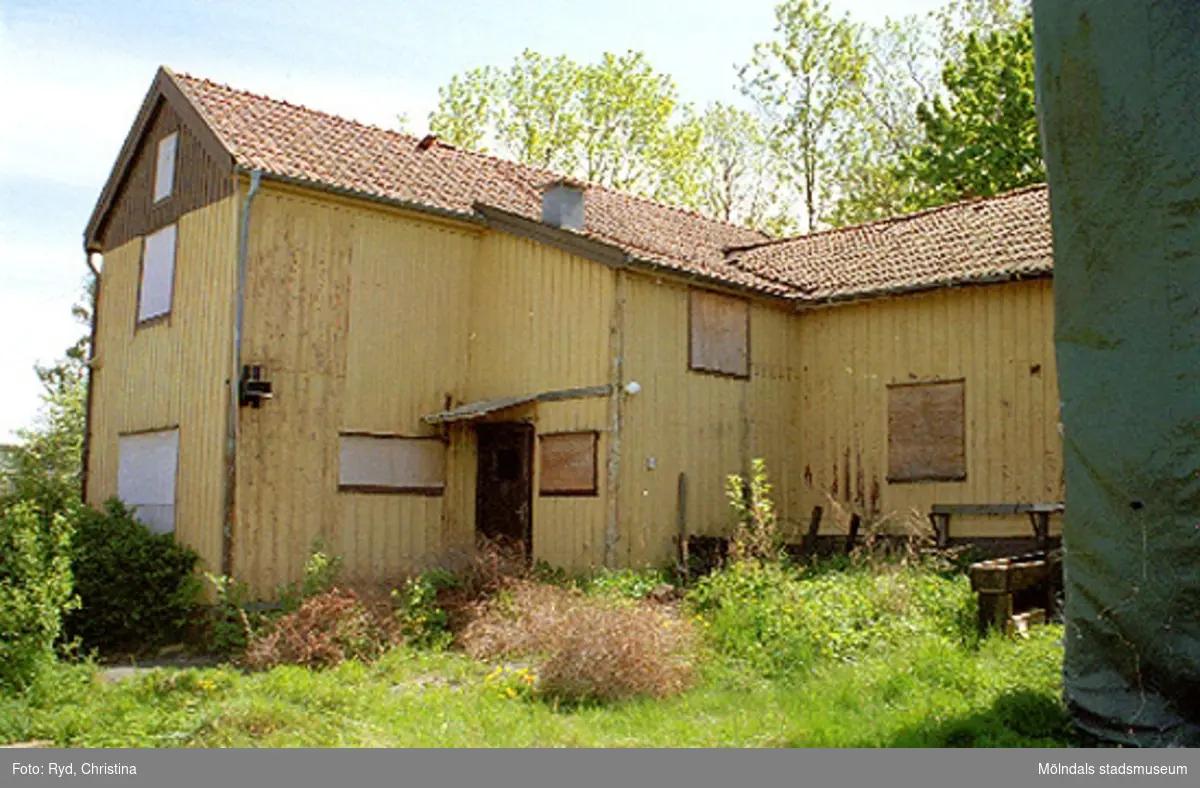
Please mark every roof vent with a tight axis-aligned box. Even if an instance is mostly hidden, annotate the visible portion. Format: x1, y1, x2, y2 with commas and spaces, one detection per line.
541, 179, 586, 231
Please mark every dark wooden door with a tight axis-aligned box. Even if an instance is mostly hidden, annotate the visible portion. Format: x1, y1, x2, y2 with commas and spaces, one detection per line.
475, 423, 534, 559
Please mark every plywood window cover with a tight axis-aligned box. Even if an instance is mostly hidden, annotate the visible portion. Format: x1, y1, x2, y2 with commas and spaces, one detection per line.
136, 223, 177, 325
117, 427, 179, 535
153, 131, 179, 203
688, 288, 750, 379
338, 434, 446, 496
887, 378, 967, 483
539, 431, 599, 496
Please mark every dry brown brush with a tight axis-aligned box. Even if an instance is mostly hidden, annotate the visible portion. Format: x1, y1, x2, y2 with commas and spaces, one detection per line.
243, 588, 401, 670
459, 580, 696, 703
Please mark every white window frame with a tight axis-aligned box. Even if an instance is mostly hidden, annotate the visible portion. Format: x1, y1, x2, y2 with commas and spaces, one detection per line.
117, 428, 180, 535
138, 224, 177, 323
153, 131, 178, 202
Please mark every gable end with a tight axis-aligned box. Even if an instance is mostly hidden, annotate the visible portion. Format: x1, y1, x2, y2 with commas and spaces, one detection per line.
85, 68, 235, 253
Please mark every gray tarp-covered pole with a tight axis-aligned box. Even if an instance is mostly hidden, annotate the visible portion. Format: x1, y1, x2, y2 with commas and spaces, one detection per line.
1033, 2, 1200, 746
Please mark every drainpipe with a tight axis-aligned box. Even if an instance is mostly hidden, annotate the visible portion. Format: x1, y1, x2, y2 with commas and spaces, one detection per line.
79, 249, 101, 505
222, 169, 262, 578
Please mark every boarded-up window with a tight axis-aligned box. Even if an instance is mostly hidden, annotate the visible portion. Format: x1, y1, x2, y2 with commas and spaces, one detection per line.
338, 435, 445, 494
689, 289, 749, 377
138, 224, 177, 322
153, 132, 179, 202
539, 432, 598, 496
118, 429, 180, 534
887, 380, 966, 483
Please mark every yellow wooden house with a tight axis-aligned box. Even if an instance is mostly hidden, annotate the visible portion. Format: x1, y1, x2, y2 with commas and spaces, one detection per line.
82, 67, 1061, 595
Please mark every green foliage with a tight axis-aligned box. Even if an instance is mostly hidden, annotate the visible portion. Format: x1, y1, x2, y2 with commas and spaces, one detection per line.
430, 49, 712, 212
65, 499, 202, 653
0, 502, 78, 692
205, 541, 345, 656
829, 13, 933, 226
0, 624, 1070, 747
726, 458, 781, 564
204, 572, 261, 656
932, 0, 1028, 62
584, 567, 671, 601
277, 539, 343, 613
2, 279, 93, 518
688, 560, 976, 677
901, 13, 1041, 209
738, 0, 867, 230
422, 1, 1040, 231
393, 569, 457, 650
529, 560, 575, 588
693, 103, 798, 233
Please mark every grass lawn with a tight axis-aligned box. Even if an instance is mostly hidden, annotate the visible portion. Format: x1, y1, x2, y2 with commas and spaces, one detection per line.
0, 624, 1071, 748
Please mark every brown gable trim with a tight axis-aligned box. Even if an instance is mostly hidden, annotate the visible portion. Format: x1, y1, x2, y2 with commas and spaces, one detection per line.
84, 67, 234, 252
474, 203, 794, 305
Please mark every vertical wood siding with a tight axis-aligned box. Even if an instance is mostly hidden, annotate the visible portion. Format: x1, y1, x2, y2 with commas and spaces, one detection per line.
98, 99, 233, 252
618, 276, 803, 567
466, 234, 614, 399
794, 279, 1062, 538
86, 195, 239, 574
95, 181, 1059, 593
461, 234, 616, 572
235, 187, 478, 593
532, 399, 609, 570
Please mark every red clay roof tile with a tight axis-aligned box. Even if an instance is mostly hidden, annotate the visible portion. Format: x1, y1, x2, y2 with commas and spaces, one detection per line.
170, 72, 780, 292
726, 184, 1052, 301
169, 71, 1051, 303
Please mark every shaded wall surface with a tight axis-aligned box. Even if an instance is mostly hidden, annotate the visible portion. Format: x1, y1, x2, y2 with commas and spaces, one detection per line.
1034, 0, 1200, 745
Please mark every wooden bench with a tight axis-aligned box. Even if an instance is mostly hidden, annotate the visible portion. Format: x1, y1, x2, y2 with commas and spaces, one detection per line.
928, 503, 1064, 550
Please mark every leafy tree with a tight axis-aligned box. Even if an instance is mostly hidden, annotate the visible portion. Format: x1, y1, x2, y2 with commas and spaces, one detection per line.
495, 50, 585, 173
0, 502, 78, 692
830, 14, 935, 225
901, 13, 1041, 209
429, 49, 703, 206
693, 102, 798, 233
738, 0, 867, 231
933, 0, 1028, 62
3, 278, 93, 517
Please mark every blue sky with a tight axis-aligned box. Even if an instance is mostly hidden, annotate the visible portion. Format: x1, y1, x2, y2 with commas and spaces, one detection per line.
0, 0, 945, 441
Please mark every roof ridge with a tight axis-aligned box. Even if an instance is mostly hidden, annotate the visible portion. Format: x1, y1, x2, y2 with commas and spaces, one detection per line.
171, 70, 766, 239
725, 182, 1050, 255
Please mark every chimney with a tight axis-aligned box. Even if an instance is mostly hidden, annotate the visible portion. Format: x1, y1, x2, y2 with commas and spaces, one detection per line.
540, 179, 586, 231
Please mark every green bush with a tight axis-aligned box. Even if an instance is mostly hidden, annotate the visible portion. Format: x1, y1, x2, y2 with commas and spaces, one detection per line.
65, 499, 202, 653
205, 542, 348, 657
726, 458, 782, 564
0, 502, 78, 692
583, 567, 672, 601
394, 568, 457, 650
688, 560, 976, 678
277, 540, 344, 613
204, 571, 261, 656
